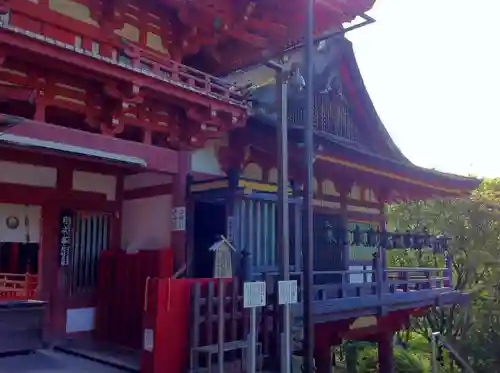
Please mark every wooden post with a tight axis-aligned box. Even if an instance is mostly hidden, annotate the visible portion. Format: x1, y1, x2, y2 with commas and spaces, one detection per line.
378, 332, 394, 373
39, 203, 65, 342
10, 243, 18, 273
444, 251, 453, 287
171, 151, 191, 271
314, 343, 331, 373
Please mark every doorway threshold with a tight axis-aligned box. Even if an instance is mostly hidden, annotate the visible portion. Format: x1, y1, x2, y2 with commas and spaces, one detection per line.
54, 339, 140, 373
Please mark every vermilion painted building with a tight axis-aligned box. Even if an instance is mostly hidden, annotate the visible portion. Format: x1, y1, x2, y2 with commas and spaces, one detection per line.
0, 0, 479, 372
0, 0, 375, 344
187, 36, 480, 372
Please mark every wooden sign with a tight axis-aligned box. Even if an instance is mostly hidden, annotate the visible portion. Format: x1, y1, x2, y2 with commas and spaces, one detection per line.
243, 282, 266, 308
278, 280, 298, 305
226, 216, 234, 242
209, 235, 235, 278
59, 209, 73, 267
171, 207, 186, 232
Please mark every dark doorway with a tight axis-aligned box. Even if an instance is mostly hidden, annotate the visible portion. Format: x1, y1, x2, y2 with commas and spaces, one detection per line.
193, 201, 226, 278
312, 213, 344, 284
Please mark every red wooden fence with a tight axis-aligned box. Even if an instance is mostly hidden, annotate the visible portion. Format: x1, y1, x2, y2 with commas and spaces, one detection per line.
94, 249, 174, 349
0, 272, 37, 300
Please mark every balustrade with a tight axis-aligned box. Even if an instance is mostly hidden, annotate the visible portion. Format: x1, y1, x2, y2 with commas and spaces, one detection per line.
0, 272, 38, 300
0, 7, 245, 106
257, 226, 454, 307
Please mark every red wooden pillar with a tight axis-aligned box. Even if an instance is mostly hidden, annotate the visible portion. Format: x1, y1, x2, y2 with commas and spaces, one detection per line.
314, 344, 332, 373
170, 151, 191, 271
39, 202, 65, 341
110, 172, 124, 251
39, 165, 72, 341
9, 243, 19, 273
314, 324, 336, 373
378, 332, 394, 373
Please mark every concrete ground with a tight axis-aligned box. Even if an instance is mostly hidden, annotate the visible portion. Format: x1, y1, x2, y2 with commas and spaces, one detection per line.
0, 350, 125, 373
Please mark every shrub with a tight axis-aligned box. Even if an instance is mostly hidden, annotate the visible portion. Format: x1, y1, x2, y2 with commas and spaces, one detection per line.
357, 347, 429, 373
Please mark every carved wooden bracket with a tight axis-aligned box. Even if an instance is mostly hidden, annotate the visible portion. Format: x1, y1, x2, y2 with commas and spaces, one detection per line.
85, 87, 128, 136
377, 187, 390, 204
89, 0, 125, 34
337, 179, 355, 198
186, 106, 219, 125
217, 135, 247, 173
104, 83, 144, 105
86, 107, 125, 136
100, 116, 125, 136
186, 106, 247, 132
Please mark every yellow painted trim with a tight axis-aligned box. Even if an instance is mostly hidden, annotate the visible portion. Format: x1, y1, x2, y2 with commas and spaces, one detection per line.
347, 205, 380, 215
238, 180, 293, 194
317, 155, 464, 194
190, 180, 229, 192
349, 316, 377, 330
350, 220, 381, 226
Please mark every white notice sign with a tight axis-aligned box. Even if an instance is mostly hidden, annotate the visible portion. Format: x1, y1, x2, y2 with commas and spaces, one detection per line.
171, 207, 186, 231
143, 328, 154, 352
243, 281, 267, 308
278, 280, 298, 305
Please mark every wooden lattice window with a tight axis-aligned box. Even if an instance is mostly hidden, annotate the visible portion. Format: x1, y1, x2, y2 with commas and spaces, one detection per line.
69, 212, 110, 294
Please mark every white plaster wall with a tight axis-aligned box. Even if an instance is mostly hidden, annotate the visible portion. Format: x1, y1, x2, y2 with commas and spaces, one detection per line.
72, 171, 116, 201
66, 307, 95, 333
191, 141, 225, 176
121, 195, 172, 251
0, 204, 41, 243
0, 161, 57, 187
124, 172, 172, 190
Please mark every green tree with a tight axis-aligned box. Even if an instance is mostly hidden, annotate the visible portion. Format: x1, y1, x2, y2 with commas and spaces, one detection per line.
386, 178, 500, 371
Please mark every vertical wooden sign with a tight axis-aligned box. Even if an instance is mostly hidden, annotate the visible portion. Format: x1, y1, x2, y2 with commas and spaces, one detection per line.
59, 209, 73, 267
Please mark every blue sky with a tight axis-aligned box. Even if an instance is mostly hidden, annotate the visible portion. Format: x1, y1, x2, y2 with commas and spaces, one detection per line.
347, 0, 500, 178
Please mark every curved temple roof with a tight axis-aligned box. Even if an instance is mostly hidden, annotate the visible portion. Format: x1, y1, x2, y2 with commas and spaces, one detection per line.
229, 36, 480, 196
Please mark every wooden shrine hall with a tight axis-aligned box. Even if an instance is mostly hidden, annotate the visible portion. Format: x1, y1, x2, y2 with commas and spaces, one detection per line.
183, 35, 480, 373
0, 0, 479, 372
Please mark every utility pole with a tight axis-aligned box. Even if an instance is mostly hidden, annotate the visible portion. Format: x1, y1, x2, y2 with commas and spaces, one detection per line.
302, 0, 315, 370
266, 60, 291, 373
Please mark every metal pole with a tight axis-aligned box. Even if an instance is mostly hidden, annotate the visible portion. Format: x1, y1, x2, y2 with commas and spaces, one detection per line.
431, 332, 439, 373
303, 0, 315, 370
249, 307, 257, 373
217, 280, 225, 373
276, 64, 291, 373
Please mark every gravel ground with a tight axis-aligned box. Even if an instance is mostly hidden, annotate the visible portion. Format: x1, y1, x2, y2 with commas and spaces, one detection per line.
0, 350, 125, 373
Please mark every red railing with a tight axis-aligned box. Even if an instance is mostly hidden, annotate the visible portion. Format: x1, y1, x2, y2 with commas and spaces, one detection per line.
0, 272, 38, 300
2, 4, 245, 106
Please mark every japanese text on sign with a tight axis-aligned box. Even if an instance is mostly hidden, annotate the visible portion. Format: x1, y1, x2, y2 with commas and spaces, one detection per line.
171, 207, 186, 232
243, 281, 266, 308
278, 280, 298, 305
59, 213, 73, 267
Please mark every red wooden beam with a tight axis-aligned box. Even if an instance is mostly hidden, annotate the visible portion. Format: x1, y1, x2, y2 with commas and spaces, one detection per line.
1, 117, 179, 174
0, 146, 124, 176
123, 184, 173, 200
0, 182, 117, 212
